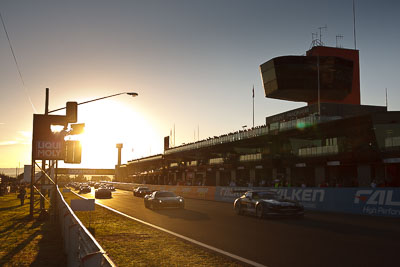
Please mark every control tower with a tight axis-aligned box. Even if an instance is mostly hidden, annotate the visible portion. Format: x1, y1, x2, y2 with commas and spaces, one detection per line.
260, 46, 360, 105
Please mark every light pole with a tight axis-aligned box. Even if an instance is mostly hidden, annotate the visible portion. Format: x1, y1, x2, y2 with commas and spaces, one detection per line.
30, 89, 138, 218
48, 92, 138, 113
317, 56, 321, 116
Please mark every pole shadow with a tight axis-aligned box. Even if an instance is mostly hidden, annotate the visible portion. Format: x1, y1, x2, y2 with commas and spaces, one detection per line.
30, 220, 67, 267
0, 229, 40, 265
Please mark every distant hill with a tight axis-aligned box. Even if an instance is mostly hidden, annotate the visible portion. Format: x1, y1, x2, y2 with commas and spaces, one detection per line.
0, 168, 24, 177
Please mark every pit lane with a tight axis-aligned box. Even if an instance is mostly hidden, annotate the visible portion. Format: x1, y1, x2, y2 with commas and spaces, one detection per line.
80, 188, 400, 267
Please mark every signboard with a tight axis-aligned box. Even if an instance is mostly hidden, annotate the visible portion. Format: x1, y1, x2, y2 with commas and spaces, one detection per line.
32, 114, 66, 160
23, 165, 31, 183
34, 139, 64, 160
64, 140, 81, 163
71, 199, 95, 211
23, 165, 43, 183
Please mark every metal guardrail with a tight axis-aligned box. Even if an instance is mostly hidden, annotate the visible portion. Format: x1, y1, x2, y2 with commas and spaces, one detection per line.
56, 186, 115, 267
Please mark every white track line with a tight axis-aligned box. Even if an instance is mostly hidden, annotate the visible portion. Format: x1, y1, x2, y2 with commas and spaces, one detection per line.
72, 191, 267, 267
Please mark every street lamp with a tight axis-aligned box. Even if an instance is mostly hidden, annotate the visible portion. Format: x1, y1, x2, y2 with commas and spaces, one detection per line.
48, 91, 138, 113
29, 89, 138, 217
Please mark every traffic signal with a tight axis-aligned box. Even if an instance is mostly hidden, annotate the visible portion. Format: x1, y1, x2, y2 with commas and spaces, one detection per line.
70, 123, 85, 135
66, 102, 78, 123
64, 140, 82, 164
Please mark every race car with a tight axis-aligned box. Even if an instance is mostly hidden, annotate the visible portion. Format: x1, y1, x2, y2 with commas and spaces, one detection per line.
133, 186, 152, 197
79, 185, 91, 194
144, 191, 184, 209
95, 187, 112, 199
106, 185, 116, 191
234, 190, 304, 218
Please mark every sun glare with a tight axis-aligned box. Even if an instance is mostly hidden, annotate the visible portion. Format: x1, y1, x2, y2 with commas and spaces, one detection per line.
68, 101, 161, 169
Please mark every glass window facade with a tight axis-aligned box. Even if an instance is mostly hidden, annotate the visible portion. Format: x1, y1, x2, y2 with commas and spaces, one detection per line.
209, 158, 224, 165
239, 153, 262, 162
290, 137, 340, 157
279, 115, 319, 131
374, 123, 400, 151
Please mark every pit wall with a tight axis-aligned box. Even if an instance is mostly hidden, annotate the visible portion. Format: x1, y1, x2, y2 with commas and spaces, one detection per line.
105, 182, 400, 218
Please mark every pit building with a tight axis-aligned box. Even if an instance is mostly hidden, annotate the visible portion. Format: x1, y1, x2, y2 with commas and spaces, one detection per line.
116, 45, 400, 188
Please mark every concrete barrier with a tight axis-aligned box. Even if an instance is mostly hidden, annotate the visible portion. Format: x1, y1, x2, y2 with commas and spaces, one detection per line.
57, 186, 115, 267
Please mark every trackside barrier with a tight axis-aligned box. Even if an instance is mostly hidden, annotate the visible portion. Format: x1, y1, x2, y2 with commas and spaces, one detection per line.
214, 187, 400, 217
105, 182, 400, 217
56, 186, 115, 267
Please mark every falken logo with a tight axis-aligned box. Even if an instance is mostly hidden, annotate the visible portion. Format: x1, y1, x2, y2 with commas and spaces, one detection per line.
354, 190, 400, 206
275, 189, 325, 202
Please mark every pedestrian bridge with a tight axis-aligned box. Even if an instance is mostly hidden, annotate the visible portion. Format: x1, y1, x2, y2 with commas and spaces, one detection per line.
57, 168, 115, 175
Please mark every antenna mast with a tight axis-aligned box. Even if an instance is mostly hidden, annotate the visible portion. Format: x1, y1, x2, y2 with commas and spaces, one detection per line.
318, 25, 327, 45
353, 0, 357, 49
310, 26, 327, 48
386, 88, 388, 110
336, 34, 344, 48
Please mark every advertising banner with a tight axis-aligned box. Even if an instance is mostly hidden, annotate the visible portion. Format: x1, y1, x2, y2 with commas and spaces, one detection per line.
175, 186, 216, 200
273, 187, 400, 217
111, 182, 400, 217
215, 187, 400, 217
214, 187, 251, 203
33, 139, 64, 160
351, 188, 400, 217
71, 199, 95, 211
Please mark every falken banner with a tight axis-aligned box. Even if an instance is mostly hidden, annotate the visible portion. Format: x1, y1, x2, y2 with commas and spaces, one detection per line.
214, 187, 400, 217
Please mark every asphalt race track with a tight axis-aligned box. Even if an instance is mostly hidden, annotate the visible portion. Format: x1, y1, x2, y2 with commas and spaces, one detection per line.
80, 188, 400, 267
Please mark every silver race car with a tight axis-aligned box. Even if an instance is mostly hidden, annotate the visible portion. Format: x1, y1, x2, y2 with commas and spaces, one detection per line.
144, 191, 184, 210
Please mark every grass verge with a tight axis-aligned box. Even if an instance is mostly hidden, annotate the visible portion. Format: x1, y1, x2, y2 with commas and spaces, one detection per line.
63, 191, 243, 267
0, 192, 66, 267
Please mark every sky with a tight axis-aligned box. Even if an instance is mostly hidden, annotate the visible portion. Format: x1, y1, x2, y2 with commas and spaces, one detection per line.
0, 0, 399, 169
